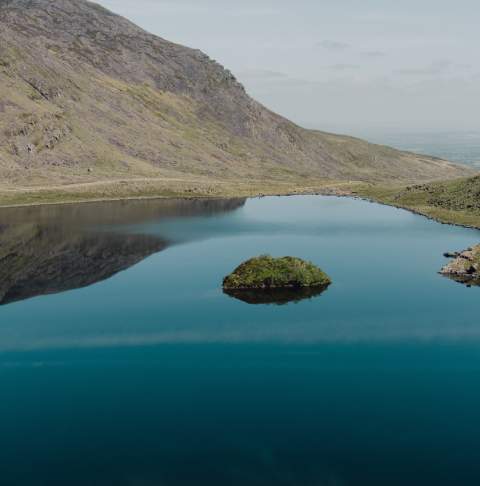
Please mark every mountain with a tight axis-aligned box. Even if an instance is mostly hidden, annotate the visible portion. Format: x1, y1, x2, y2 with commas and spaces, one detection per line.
0, 0, 473, 205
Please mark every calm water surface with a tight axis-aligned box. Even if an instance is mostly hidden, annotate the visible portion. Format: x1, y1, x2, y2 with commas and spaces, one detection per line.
1, 195, 480, 486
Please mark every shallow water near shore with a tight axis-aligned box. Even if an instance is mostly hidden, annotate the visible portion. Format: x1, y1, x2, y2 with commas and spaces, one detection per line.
1, 195, 480, 485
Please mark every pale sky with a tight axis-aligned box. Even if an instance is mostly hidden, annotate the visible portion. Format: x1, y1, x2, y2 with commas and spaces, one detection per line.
98, 0, 480, 134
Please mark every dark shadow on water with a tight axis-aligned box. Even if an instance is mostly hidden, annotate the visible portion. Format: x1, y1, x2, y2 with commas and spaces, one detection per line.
442, 274, 480, 288
0, 197, 246, 226
0, 198, 246, 305
223, 284, 330, 305
0, 227, 167, 306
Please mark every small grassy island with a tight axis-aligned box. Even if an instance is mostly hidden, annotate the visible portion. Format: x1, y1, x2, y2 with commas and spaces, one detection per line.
223, 254, 331, 292
223, 255, 331, 290
223, 256, 331, 305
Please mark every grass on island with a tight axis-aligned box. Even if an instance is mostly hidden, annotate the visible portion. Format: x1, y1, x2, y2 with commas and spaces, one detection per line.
223, 255, 332, 290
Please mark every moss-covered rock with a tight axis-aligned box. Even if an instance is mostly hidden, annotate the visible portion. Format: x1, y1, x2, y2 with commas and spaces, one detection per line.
223, 255, 331, 290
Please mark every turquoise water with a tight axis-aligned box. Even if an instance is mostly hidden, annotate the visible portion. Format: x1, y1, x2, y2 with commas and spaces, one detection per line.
1, 195, 480, 485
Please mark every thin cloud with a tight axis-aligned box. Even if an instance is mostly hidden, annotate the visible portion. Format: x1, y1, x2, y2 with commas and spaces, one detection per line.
317, 40, 350, 50
363, 50, 386, 58
328, 64, 361, 71
397, 60, 452, 76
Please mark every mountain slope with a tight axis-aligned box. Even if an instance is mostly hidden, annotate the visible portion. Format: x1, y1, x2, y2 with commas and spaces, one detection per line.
0, 0, 473, 205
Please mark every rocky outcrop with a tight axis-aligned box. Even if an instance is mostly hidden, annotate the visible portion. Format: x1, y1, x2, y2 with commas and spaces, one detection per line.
440, 245, 480, 286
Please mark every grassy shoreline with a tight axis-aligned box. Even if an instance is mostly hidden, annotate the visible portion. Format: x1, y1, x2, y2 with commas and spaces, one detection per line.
352, 180, 480, 230
1, 177, 480, 231
0, 178, 353, 209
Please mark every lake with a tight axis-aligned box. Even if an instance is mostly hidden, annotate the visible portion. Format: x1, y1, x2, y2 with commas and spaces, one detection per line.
1, 195, 480, 486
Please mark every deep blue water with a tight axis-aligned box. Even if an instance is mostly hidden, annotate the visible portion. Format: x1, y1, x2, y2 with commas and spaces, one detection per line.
1, 195, 480, 486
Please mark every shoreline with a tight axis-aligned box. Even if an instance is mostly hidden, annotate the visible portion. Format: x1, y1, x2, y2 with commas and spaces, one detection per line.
0, 179, 352, 210
346, 194, 480, 231
0, 182, 479, 232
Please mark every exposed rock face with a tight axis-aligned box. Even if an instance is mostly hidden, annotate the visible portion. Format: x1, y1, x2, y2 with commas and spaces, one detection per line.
0, 0, 472, 193
440, 245, 480, 286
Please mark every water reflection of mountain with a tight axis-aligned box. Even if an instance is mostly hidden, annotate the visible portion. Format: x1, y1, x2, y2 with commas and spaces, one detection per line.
0, 198, 246, 226
0, 198, 246, 305
0, 224, 167, 306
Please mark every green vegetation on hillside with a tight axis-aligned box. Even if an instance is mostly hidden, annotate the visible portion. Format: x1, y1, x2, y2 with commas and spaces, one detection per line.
223, 255, 331, 290
354, 175, 480, 228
